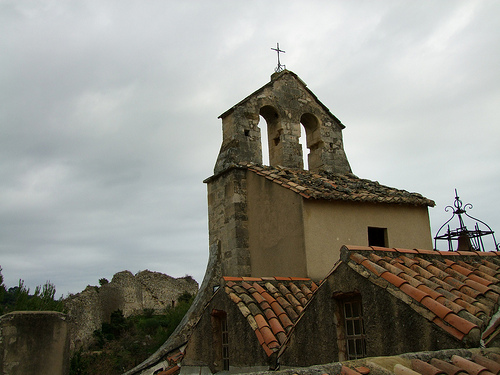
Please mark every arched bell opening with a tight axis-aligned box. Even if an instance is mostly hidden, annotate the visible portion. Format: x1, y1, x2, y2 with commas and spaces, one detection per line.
259, 105, 280, 167
300, 113, 321, 171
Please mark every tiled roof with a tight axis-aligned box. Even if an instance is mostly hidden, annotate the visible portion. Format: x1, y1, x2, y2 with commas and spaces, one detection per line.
239, 163, 435, 207
222, 276, 319, 357
339, 349, 500, 375
154, 349, 183, 375
342, 245, 500, 343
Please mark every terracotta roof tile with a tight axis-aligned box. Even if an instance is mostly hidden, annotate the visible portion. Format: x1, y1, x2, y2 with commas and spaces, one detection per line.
268, 317, 285, 335
310, 281, 319, 292
341, 245, 500, 343
342, 366, 364, 375
411, 359, 447, 375
432, 317, 466, 340
223, 276, 318, 357
157, 349, 184, 375
395, 363, 421, 375
472, 354, 500, 375
430, 358, 468, 375
400, 283, 429, 303
451, 355, 494, 375
381, 272, 407, 288
238, 162, 435, 207
356, 366, 371, 375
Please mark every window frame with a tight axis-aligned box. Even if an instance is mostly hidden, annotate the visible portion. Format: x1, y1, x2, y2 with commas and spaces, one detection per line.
333, 293, 367, 361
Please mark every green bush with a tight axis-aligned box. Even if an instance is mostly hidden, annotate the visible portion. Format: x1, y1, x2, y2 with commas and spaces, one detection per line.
72, 292, 195, 375
0, 267, 64, 313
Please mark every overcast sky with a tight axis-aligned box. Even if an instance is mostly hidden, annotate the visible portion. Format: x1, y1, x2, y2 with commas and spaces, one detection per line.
1, 1, 499, 296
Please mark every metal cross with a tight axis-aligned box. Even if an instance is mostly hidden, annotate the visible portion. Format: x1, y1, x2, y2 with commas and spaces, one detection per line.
271, 43, 286, 73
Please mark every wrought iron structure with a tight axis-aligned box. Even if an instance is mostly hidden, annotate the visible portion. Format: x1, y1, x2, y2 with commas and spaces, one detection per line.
271, 42, 286, 73
434, 189, 499, 252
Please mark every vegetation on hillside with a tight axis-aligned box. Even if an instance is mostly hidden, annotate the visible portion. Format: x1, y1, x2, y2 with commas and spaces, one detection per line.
0, 267, 65, 314
70, 291, 195, 375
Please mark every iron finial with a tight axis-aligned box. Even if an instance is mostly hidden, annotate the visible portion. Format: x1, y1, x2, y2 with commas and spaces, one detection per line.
434, 189, 499, 251
271, 42, 286, 73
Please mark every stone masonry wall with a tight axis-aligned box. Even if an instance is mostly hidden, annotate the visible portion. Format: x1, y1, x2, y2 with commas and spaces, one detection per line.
206, 168, 251, 277
215, 70, 351, 175
64, 270, 198, 350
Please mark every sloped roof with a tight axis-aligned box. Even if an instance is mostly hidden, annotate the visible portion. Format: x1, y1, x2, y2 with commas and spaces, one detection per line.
222, 276, 319, 357
241, 162, 435, 207
346, 352, 500, 375
340, 245, 500, 343
286, 347, 500, 375
153, 349, 184, 375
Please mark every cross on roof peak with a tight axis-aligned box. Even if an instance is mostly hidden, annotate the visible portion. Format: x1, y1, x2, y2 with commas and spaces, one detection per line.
271, 42, 286, 73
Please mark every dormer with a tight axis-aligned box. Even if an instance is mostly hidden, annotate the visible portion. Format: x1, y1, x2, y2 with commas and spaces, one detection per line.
214, 70, 352, 175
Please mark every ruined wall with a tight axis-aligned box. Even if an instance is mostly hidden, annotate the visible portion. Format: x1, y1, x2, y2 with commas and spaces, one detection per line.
0, 311, 70, 375
65, 270, 198, 350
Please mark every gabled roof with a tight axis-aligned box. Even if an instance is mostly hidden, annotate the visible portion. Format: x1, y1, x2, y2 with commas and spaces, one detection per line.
339, 245, 500, 344
239, 162, 435, 207
341, 350, 500, 375
218, 70, 345, 129
276, 347, 500, 375
222, 276, 318, 357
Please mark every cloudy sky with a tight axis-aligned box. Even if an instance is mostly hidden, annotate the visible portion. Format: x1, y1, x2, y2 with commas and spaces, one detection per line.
1, 1, 499, 296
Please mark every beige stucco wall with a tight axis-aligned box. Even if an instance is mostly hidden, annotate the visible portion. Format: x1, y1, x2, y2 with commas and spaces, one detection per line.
303, 200, 433, 279
238, 172, 432, 281
246, 172, 307, 277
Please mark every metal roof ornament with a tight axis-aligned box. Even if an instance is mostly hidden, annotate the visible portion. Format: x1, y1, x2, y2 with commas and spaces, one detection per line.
271, 42, 286, 73
434, 189, 499, 251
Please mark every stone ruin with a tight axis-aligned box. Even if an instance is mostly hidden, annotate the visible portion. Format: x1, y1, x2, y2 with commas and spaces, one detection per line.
65, 269, 198, 350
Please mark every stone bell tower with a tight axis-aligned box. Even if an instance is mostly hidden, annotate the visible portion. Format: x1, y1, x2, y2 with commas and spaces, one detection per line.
205, 70, 352, 279
214, 70, 351, 175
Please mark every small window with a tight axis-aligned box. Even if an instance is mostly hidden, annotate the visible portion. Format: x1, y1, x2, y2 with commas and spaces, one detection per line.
368, 227, 387, 247
211, 310, 229, 371
221, 315, 229, 370
343, 299, 367, 360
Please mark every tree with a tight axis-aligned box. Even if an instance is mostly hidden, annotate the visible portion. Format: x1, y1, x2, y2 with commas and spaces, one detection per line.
0, 267, 6, 314
0, 267, 64, 313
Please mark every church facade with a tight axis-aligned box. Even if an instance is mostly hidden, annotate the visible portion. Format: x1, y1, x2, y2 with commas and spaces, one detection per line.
204, 70, 434, 280
126, 71, 500, 375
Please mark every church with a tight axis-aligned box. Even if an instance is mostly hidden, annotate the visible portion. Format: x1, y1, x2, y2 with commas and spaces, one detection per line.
125, 70, 500, 375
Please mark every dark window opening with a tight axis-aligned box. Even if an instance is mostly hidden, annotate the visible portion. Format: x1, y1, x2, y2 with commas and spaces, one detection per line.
244, 129, 250, 136
211, 309, 229, 372
343, 298, 367, 360
368, 227, 387, 247
221, 315, 229, 370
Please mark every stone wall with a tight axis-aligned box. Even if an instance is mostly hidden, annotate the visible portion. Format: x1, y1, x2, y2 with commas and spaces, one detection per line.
205, 168, 251, 278
0, 311, 70, 375
214, 70, 351, 175
65, 270, 198, 350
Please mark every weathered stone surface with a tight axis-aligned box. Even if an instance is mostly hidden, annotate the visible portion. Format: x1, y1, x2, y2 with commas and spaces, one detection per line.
214, 70, 351, 175
64, 270, 198, 350
124, 241, 223, 375
0, 311, 70, 375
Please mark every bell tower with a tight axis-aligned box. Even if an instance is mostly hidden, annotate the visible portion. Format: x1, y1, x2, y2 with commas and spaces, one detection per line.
214, 70, 351, 175
206, 70, 352, 278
